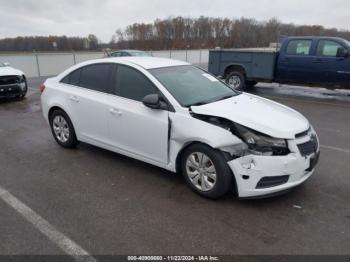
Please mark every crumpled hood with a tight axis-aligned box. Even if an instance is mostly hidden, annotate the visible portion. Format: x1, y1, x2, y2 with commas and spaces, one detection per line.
191, 93, 309, 139
0, 66, 24, 77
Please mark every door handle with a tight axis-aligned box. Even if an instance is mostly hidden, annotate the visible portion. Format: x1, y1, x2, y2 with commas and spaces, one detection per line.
312, 59, 323, 64
109, 108, 122, 116
69, 95, 80, 102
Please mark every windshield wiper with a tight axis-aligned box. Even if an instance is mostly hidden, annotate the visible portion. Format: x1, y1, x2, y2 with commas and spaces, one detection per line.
215, 94, 235, 102
187, 94, 235, 107
187, 101, 210, 107
187, 93, 238, 107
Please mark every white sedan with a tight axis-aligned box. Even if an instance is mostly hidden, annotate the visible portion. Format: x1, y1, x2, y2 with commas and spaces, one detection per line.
40, 57, 320, 199
0, 61, 27, 99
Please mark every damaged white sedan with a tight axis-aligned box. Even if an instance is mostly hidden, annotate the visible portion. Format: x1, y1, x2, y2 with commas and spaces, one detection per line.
41, 57, 320, 199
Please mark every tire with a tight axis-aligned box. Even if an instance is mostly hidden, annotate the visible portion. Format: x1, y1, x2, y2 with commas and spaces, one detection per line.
49, 109, 78, 148
16, 80, 27, 100
17, 91, 27, 100
181, 143, 234, 199
246, 80, 258, 88
225, 71, 246, 91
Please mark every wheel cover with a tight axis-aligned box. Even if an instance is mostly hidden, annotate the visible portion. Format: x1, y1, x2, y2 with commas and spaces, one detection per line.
185, 152, 217, 192
52, 115, 70, 143
228, 75, 241, 89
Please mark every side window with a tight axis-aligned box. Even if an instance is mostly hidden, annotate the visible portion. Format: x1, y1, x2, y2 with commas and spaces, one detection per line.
61, 69, 81, 85
316, 40, 343, 57
286, 40, 312, 56
79, 64, 112, 93
115, 65, 158, 102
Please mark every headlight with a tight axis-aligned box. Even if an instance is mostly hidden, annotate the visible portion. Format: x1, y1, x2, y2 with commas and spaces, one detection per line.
234, 124, 289, 156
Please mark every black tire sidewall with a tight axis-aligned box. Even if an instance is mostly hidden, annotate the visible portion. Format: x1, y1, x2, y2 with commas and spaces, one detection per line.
226, 71, 246, 91
246, 80, 257, 87
16, 80, 27, 99
49, 110, 78, 148
181, 143, 234, 199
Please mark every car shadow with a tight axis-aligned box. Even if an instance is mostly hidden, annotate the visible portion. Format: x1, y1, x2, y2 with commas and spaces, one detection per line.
72, 142, 308, 205
0, 97, 25, 105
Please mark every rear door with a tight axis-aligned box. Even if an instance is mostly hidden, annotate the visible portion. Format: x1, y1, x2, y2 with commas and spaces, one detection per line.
61, 63, 114, 144
108, 64, 169, 164
276, 39, 314, 83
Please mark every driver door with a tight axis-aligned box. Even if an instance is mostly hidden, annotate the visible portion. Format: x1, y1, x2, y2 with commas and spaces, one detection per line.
314, 40, 350, 85
108, 64, 169, 165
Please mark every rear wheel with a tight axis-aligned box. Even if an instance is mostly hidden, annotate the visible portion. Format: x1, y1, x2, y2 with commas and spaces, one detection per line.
225, 71, 246, 91
181, 143, 234, 199
49, 110, 78, 148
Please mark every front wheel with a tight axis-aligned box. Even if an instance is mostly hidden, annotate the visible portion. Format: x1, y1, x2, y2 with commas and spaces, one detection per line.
16, 80, 28, 100
181, 143, 234, 199
17, 91, 27, 100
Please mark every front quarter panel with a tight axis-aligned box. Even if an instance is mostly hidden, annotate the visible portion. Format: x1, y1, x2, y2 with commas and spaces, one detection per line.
168, 111, 243, 172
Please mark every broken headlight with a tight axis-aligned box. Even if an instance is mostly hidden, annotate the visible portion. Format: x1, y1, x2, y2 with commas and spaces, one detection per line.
234, 124, 289, 156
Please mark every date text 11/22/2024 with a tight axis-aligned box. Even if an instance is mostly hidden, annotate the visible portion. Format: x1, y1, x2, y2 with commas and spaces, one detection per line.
127, 255, 220, 261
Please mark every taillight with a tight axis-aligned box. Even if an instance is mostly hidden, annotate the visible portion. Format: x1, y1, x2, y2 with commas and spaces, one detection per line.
39, 84, 46, 93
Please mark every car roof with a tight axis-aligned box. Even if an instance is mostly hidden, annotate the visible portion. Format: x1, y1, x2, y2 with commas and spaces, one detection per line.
102, 57, 190, 69
56, 57, 191, 79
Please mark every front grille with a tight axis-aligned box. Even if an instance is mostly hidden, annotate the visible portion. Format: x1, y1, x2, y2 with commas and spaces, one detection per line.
0, 75, 20, 86
256, 175, 290, 189
0, 86, 20, 96
297, 135, 318, 157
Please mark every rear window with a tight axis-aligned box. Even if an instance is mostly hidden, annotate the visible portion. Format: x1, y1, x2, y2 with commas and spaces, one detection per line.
286, 40, 312, 56
61, 63, 113, 93
61, 69, 81, 85
79, 64, 111, 92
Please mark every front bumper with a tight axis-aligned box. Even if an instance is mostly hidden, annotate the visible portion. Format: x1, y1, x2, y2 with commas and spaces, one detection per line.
0, 83, 27, 98
228, 133, 320, 198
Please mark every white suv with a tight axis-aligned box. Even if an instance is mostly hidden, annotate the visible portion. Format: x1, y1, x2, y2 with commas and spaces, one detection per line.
41, 57, 320, 199
0, 61, 27, 99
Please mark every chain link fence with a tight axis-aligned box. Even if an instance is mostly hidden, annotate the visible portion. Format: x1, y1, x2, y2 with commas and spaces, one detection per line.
0, 49, 209, 78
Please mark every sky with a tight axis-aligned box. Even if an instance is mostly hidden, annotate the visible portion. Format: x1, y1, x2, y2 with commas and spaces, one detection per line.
1, 0, 349, 42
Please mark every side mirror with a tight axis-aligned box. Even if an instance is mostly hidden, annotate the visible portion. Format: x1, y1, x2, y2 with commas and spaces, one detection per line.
337, 47, 349, 58
3, 62, 10, 66
142, 94, 168, 110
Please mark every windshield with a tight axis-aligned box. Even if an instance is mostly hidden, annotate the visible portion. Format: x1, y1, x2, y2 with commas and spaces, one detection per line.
150, 65, 240, 107
0, 62, 5, 67
130, 51, 149, 57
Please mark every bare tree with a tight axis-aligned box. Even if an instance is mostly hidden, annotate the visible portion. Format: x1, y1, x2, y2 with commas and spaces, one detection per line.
110, 16, 350, 51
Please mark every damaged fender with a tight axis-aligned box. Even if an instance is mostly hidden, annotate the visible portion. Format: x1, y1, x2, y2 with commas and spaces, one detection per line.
167, 112, 244, 172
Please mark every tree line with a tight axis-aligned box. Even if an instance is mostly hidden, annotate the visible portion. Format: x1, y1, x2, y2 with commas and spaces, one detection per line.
0, 35, 99, 52
1, 16, 350, 52
112, 16, 350, 50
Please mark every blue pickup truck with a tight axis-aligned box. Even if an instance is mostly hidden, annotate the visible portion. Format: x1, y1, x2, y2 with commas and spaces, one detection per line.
208, 36, 350, 91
